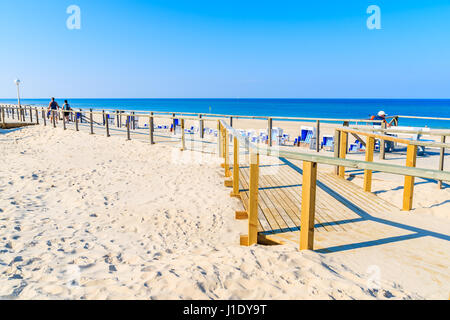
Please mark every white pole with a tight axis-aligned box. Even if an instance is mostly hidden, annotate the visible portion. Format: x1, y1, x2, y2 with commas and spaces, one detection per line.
16, 84, 21, 107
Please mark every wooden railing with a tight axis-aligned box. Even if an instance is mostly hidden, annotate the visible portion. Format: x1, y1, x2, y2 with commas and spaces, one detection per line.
3, 104, 450, 250
218, 120, 450, 251
0, 103, 383, 147
335, 126, 450, 210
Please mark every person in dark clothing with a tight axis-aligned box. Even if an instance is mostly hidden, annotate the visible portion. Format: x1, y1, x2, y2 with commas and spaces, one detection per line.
62, 100, 72, 122
47, 97, 60, 124
370, 110, 389, 127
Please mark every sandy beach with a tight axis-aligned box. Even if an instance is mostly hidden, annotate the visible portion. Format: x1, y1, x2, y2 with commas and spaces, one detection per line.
0, 119, 449, 300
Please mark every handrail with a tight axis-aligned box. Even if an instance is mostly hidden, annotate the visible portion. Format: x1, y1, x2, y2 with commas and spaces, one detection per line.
336, 127, 450, 149
220, 120, 450, 182
0, 104, 383, 124
349, 125, 450, 137
396, 115, 450, 121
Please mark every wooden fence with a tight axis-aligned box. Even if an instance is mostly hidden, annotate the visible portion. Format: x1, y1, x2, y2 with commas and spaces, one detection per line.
218, 120, 450, 250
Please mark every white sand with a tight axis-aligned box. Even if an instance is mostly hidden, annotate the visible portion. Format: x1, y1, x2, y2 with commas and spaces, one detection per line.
0, 124, 449, 299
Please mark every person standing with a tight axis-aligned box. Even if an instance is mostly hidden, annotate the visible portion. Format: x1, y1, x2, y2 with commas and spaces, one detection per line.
47, 97, 60, 124
62, 100, 72, 122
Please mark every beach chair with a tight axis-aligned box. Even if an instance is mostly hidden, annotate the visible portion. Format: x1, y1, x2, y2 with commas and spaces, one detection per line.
349, 144, 359, 153
299, 126, 315, 147
107, 113, 115, 125
322, 135, 334, 151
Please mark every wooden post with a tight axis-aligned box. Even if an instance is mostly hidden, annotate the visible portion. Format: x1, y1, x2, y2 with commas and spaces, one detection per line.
380, 122, 386, 160
338, 131, 347, 178
132, 112, 136, 130
52, 111, 56, 128
119, 111, 122, 128
402, 144, 417, 211
102, 110, 105, 126
231, 137, 240, 197
1, 107, 5, 126
334, 130, 340, 175
363, 137, 375, 192
105, 113, 110, 137
89, 109, 94, 134
241, 151, 259, 246
127, 116, 131, 140
16, 107, 19, 120
149, 112, 155, 144
438, 136, 446, 189
199, 115, 204, 138
300, 161, 317, 251
268, 117, 273, 147
116, 110, 119, 128
75, 112, 79, 131
224, 129, 231, 177
315, 120, 320, 152
217, 121, 222, 157
29, 106, 33, 122
12, 106, 14, 119
43, 109, 46, 126
35, 107, 39, 124
180, 118, 185, 150
173, 113, 176, 135
229, 116, 233, 127
63, 112, 66, 130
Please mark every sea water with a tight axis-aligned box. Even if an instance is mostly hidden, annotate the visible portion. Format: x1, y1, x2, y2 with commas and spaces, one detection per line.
1, 98, 450, 128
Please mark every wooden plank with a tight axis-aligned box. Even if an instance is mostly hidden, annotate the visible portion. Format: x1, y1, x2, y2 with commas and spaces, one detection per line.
402, 145, 417, 211
320, 171, 394, 212
300, 161, 317, 250
318, 173, 392, 216
240, 165, 275, 232
271, 165, 332, 232
363, 136, 375, 192
258, 173, 297, 230
240, 166, 285, 231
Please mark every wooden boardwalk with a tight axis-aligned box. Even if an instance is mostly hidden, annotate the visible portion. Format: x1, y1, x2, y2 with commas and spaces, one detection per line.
237, 155, 396, 239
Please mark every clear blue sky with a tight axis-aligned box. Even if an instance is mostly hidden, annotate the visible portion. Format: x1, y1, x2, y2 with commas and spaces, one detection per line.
1, 0, 449, 98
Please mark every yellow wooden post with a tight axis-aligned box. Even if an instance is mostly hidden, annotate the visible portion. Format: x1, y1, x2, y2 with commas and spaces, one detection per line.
180, 118, 186, 151
338, 131, 347, 178
363, 136, 375, 192
230, 137, 240, 197
240, 151, 259, 246
334, 129, 341, 175
402, 144, 417, 211
224, 129, 231, 177
300, 161, 317, 251
217, 121, 222, 157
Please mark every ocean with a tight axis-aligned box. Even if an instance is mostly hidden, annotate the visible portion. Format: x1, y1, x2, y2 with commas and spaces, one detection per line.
1, 98, 450, 128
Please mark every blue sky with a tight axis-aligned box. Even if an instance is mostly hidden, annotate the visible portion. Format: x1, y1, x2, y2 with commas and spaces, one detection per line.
1, 0, 450, 98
